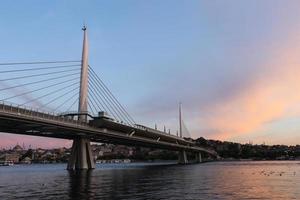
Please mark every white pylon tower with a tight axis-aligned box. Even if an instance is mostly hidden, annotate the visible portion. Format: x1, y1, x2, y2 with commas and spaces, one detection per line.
78, 25, 89, 122
179, 102, 182, 138
178, 102, 188, 164
67, 26, 95, 170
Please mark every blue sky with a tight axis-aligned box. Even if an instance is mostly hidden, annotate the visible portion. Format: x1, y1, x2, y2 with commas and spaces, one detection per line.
1, 0, 300, 148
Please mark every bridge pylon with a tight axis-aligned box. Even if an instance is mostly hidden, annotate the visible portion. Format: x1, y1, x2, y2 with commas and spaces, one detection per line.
67, 138, 95, 170
178, 150, 188, 164
67, 26, 95, 170
195, 152, 202, 163
178, 104, 188, 164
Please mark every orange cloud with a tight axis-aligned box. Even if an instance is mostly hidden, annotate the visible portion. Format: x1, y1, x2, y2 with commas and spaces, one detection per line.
203, 38, 300, 141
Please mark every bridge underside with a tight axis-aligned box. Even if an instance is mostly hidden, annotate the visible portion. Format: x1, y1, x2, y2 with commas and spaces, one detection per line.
0, 108, 217, 169
0, 116, 212, 153
0, 118, 183, 151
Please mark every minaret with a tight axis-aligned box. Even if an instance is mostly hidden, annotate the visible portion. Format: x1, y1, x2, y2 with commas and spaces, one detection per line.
179, 102, 182, 138
78, 26, 89, 122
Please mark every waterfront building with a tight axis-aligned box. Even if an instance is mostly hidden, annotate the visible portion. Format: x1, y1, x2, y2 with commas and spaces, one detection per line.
0, 153, 20, 163
12, 144, 23, 152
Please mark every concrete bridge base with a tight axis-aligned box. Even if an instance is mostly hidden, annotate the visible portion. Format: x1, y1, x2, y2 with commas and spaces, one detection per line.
67, 138, 95, 170
195, 152, 202, 163
178, 150, 188, 164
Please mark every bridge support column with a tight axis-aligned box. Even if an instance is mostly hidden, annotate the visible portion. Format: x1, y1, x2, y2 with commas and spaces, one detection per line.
178, 150, 188, 164
67, 138, 95, 170
195, 152, 202, 163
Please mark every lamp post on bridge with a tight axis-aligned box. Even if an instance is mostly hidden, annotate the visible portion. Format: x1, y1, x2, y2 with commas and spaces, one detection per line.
67, 26, 95, 170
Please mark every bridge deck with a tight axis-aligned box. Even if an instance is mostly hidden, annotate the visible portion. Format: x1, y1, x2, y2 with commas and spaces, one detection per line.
0, 102, 217, 155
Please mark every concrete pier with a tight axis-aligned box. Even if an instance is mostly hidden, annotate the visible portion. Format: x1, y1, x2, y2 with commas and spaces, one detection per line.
178, 150, 188, 164
195, 152, 202, 163
67, 138, 95, 170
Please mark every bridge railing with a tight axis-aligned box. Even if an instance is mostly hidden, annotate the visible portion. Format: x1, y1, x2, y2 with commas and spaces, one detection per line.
0, 101, 89, 127
0, 101, 218, 155
0, 101, 153, 131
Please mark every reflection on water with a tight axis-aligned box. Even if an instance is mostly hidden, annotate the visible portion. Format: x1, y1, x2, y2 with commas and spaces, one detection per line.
68, 170, 93, 200
0, 161, 300, 199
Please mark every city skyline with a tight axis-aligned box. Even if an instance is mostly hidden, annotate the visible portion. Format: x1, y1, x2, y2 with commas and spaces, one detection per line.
1, 1, 300, 148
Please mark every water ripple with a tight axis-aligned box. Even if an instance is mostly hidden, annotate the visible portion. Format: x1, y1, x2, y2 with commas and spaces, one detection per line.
0, 161, 300, 199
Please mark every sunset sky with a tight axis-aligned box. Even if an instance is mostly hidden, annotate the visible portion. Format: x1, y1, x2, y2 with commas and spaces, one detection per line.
1, 0, 300, 148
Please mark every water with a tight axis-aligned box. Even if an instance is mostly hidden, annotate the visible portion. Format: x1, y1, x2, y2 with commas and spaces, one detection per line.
0, 161, 299, 200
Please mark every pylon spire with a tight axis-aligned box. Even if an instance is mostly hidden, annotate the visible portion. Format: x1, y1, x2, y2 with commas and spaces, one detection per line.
78, 26, 89, 122
179, 102, 182, 138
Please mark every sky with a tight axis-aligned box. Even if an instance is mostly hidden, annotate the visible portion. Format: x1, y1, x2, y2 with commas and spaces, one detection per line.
1, 0, 300, 148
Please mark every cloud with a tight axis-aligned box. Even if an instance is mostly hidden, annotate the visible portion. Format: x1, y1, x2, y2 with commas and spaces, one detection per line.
202, 37, 300, 141
132, 28, 300, 145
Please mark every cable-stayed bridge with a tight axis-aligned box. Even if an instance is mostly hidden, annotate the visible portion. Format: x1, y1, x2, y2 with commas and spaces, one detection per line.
0, 27, 218, 170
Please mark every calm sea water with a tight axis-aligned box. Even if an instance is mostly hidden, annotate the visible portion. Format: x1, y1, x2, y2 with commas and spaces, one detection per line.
0, 161, 299, 200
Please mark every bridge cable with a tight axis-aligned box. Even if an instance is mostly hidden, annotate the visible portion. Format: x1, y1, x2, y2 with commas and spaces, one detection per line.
88, 93, 108, 117
37, 85, 80, 110
0, 72, 80, 92
88, 67, 136, 124
87, 101, 97, 116
65, 98, 78, 113
88, 78, 130, 124
88, 68, 132, 123
20, 81, 79, 106
90, 74, 132, 125
87, 89, 105, 112
0, 68, 81, 82
87, 93, 106, 117
50, 87, 81, 112
88, 86, 118, 120
1, 76, 80, 101
90, 68, 135, 124
0, 64, 80, 74
0, 60, 81, 66
88, 80, 131, 124
88, 71, 133, 124
0, 60, 83, 115
88, 66, 136, 124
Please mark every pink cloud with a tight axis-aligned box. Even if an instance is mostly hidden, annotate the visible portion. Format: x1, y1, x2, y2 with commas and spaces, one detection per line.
201, 36, 300, 141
